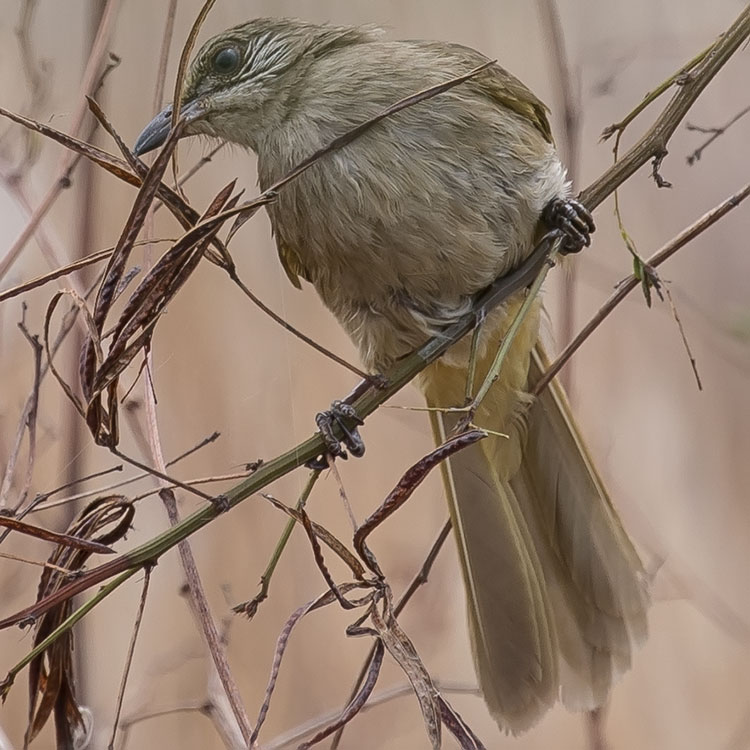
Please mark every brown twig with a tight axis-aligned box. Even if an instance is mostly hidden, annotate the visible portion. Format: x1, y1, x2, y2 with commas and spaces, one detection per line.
249, 583, 369, 747
295, 643, 385, 750
0, 516, 113, 554
686, 103, 750, 165
26, 433, 219, 516
662, 283, 703, 390
353, 431, 486, 578
158, 489, 256, 746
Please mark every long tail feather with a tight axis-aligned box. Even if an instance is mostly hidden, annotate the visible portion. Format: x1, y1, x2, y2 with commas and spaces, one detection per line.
419, 313, 649, 732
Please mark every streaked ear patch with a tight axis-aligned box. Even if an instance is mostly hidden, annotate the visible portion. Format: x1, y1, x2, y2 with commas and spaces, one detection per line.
239, 32, 294, 82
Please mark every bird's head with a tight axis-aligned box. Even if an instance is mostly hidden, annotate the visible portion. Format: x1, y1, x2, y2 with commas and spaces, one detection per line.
134, 17, 375, 156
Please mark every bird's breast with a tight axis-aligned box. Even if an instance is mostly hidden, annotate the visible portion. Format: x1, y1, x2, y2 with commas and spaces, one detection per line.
257, 103, 565, 370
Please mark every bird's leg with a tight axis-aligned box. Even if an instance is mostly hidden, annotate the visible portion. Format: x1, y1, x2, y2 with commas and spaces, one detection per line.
542, 197, 596, 254
307, 400, 366, 469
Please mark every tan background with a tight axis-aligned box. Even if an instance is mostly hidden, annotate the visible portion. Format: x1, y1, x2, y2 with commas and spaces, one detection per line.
1, 0, 749, 748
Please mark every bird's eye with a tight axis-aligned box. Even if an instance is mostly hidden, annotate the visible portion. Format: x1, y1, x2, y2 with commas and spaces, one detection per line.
212, 46, 240, 75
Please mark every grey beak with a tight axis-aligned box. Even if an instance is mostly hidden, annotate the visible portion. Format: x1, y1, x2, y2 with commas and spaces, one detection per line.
133, 101, 203, 156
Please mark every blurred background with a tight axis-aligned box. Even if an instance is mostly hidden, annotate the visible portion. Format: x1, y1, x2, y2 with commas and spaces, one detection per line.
1, 0, 749, 748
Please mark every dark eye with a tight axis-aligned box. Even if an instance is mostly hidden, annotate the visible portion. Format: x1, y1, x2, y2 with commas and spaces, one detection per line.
213, 46, 240, 75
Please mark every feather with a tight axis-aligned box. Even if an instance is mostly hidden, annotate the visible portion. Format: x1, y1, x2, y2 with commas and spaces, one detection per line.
419, 309, 649, 731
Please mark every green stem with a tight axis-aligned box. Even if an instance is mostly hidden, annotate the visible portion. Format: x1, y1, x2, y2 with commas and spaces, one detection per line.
1, 568, 138, 696
239, 469, 321, 615
459, 240, 561, 430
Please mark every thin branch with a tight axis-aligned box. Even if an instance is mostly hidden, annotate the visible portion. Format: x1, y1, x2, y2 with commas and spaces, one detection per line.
0, 239, 177, 305
0, 516, 113, 554
25, 433, 219, 516
589, 6, 750, 207
686, 102, 750, 165
234, 470, 321, 618
535, 179, 750, 394
662, 283, 703, 390
229, 271, 370, 380
108, 566, 153, 750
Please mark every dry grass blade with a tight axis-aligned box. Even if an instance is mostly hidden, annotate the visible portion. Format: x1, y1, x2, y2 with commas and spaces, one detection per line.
0, 248, 112, 303
0, 517, 113, 554
353, 430, 486, 576
297, 642, 385, 750
0, 104, 230, 268
79, 119, 187, 446
437, 697, 486, 750
297, 508, 363, 610
87, 96, 235, 270
88, 119, 186, 336
0, 106, 136, 185
171, 0, 216, 132
249, 583, 366, 746
169, 0, 217, 184
259, 493, 366, 580
88, 182, 238, 402
370, 600, 441, 749
330, 520, 453, 750
43, 288, 103, 419
24, 496, 133, 747
87, 96, 148, 176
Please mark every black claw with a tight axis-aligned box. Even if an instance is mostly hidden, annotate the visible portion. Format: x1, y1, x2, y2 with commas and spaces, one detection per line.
307, 400, 365, 469
211, 494, 230, 514
543, 197, 596, 254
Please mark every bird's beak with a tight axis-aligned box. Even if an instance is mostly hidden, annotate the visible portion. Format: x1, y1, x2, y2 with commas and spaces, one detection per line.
133, 100, 204, 156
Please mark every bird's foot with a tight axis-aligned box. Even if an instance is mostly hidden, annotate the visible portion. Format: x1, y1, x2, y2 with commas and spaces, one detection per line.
542, 197, 595, 254
307, 400, 365, 469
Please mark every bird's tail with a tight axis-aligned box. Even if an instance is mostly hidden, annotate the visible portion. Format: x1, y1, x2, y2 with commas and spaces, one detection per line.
420, 315, 649, 733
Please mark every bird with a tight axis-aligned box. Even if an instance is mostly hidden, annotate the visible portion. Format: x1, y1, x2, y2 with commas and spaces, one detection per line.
134, 17, 649, 735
